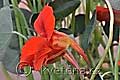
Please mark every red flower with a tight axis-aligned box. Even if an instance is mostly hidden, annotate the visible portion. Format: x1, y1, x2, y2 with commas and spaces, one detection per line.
19, 5, 89, 71
96, 6, 120, 25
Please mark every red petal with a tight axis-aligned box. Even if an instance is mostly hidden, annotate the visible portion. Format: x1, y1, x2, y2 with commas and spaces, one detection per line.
44, 49, 65, 65
96, 6, 120, 25
34, 5, 55, 40
19, 36, 48, 69
70, 39, 90, 64
96, 6, 110, 22
52, 31, 89, 64
33, 55, 47, 70
63, 51, 81, 72
34, 45, 52, 70
50, 31, 71, 49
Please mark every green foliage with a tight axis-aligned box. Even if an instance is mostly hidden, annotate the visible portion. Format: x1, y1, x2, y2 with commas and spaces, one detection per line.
81, 11, 96, 50
0, 7, 13, 47
50, 0, 80, 19
2, 34, 20, 73
0, 6, 13, 60
74, 14, 85, 36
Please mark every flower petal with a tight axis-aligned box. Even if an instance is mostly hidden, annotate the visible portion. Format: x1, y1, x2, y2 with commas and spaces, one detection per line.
53, 31, 89, 64
19, 36, 48, 69
63, 51, 81, 72
34, 5, 55, 40
70, 39, 90, 64
33, 55, 47, 70
44, 49, 65, 65
34, 45, 52, 70
96, 6, 120, 25
50, 31, 71, 49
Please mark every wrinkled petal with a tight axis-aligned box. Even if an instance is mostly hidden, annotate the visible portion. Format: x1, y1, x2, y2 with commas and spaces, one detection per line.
34, 45, 52, 70
34, 55, 47, 70
96, 6, 120, 25
19, 36, 48, 69
34, 5, 55, 40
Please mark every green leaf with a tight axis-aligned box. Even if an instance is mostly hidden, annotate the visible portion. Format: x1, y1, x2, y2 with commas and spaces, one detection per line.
20, 8, 32, 24
1, 15, 20, 73
81, 11, 96, 50
74, 14, 85, 36
12, 8, 32, 28
0, 6, 13, 60
0, 6, 20, 74
2, 34, 20, 74
1, 8, 32, 74
50, 0, 80, 19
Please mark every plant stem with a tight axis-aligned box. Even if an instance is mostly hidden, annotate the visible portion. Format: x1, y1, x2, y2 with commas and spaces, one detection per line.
87, 50, 95, 67
90, 0, 114, 79
11, 0, 23, 48
85, 0, 91, 25
114, 26, 120, 80
71, 11, 75, 34
15, 7, 31, 36
102, 71, 112, 77
108, 49, 114, 72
